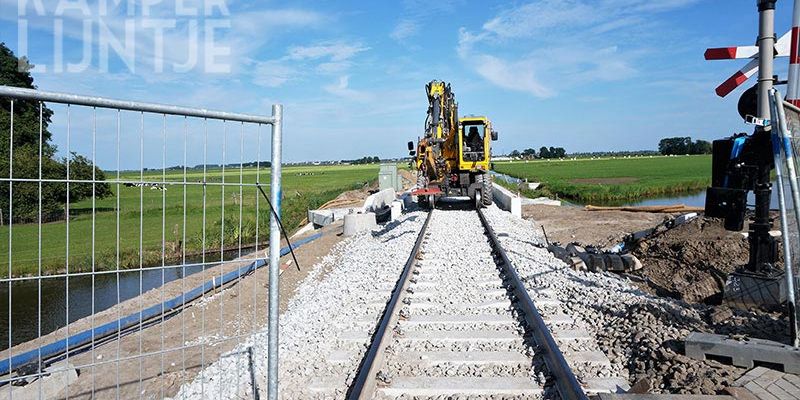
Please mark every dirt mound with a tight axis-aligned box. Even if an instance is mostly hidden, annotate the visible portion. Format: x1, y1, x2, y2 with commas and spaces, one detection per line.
631, 217, 749, 304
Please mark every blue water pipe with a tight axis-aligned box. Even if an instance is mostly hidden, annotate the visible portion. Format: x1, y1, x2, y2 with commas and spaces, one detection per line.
0, 232, 322, 376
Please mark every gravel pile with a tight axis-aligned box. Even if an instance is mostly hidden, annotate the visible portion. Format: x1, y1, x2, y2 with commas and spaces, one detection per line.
167, 211, 426, 400
482, 205, 772, 394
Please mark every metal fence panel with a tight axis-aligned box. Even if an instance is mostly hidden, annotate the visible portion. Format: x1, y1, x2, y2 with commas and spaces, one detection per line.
0, 86, 283, 399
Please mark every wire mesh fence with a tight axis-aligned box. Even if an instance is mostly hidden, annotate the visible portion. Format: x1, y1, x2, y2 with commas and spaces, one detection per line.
0, 86, 283, 399
770, 89, 800, 346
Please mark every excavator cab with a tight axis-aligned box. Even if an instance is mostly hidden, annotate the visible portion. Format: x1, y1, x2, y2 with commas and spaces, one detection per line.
458, 116, 495, 170
463, 126, 484, 161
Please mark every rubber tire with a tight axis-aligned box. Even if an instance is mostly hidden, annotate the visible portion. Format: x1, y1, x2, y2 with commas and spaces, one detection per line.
418, 194, 430, 209
481, 174, 493, 206
375, 205, 392, 223
473, 174, 484, 209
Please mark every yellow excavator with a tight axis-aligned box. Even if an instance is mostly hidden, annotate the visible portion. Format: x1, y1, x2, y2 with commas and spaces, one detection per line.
408, 80, 498, 208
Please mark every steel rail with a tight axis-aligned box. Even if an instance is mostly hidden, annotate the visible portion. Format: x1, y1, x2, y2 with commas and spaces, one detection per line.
476, 207, 588, 400
0, 86, 277, 125
346, 210, 434, 399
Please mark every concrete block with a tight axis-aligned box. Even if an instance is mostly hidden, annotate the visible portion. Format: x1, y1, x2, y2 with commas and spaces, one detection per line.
395, 351, 528, 366
686, 332, 800, 373
584, 377, 631, 394
521, 196, 562, 206
342, 212, 377, 236
378, 377, 543, 397
402, 314, 516, 326
399, 330, 521, 343
491, 183, 521, 218
308, 207, 362, 228
391, 200, 403, 221
0, 362, 78, 400
724, 271, 787, 307
363, 188, 396, 212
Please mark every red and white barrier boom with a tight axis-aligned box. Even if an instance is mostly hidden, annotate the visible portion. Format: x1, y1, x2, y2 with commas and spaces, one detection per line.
788, 0, 800, 106
706, 30, 790, 97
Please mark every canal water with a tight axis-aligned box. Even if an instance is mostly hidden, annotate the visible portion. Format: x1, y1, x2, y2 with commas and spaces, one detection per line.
623, 184, 784, 210
0, 264, 206, 351
490, 171, 785, 209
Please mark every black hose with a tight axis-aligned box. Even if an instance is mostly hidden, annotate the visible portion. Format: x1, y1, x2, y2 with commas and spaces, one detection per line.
256, 183, 301, 272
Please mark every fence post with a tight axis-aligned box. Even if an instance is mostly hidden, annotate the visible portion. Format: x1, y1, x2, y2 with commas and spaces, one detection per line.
267, 104, 283, 400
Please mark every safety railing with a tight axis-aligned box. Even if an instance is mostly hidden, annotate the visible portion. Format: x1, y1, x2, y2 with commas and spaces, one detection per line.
0, 85, 285, 399
769, 87, 800, 347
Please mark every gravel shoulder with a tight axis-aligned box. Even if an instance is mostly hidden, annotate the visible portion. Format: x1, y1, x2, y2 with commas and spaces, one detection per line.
169, 210, 427, 399
485, 205, 788, 394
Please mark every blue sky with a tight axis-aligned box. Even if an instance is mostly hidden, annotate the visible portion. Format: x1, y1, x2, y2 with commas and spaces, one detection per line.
0, 0, 795, 166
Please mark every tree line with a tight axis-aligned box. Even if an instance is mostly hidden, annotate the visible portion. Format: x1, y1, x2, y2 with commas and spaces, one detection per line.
507, 146, 567, 159
569, 150, 660, 158
0, 43, 110, 224
503, 136, 711, 160
343, 156, 381, 164
658, 137, 712, 155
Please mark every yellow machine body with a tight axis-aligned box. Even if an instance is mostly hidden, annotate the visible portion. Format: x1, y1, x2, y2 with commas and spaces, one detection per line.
457, 116, 492, 171
411, 80, 497, 207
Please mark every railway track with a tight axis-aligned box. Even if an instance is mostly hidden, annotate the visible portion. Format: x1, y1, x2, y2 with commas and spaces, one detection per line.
345, 208, 588, 400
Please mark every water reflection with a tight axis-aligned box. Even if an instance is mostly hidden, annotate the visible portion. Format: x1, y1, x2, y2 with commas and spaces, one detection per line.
0, 264, 204, 350
624, 182, 784, 210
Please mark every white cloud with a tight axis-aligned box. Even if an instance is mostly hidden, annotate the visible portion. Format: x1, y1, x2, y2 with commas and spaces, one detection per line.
323, 75, 373, 101
389, 0, 461, 43
458, 0, 698, 98
253, 41, 369, 88
231, 9, 326, 37
287, 42, 369, 62
480, 0, 699, 38
473, 55, 554, 98
390, 19, 419, 42
253, 60, 297, 87
482, 0, 598, 38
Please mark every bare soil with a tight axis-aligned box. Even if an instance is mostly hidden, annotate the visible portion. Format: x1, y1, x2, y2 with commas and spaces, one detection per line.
631, 217, 751, 304
523, 204, 770, 305
523, 204, 667, 248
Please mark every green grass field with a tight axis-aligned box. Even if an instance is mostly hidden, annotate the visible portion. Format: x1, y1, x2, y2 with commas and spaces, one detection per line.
0, 164, 379, 277
495, 155, 711, 205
